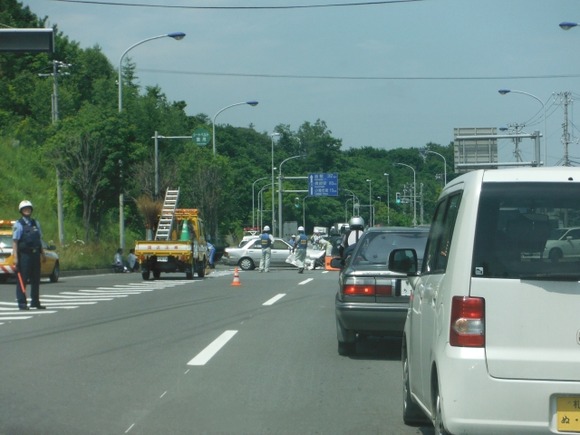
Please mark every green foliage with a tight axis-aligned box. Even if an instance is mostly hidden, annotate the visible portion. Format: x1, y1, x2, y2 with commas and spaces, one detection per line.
0, 1, 459, 269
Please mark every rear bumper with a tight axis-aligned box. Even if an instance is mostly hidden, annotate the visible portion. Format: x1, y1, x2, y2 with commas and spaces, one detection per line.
0, 265, 16, 275
335, 296, 407, 335
433, 345, 580, 434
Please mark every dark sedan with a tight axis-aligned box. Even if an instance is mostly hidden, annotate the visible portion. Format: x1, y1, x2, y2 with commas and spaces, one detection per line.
333, 226, 429, 356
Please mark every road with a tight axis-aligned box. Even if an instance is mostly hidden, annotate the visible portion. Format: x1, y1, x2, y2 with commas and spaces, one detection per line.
0, 266, 434, 435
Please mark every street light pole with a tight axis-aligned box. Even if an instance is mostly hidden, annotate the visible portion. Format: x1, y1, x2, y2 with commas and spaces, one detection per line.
252, 177, 269, 229
383, 173, 390, 225
498, 89, 547, 166
212, 101, 259, 156
423, 149, 447, 185
278, 154, 304, 238
395, 163, 417, 226
342, 189, 359, 217
117, 32, 185, 250
271, 132, 280, 234
366, 179, 372, 227
118, 32, 185, 113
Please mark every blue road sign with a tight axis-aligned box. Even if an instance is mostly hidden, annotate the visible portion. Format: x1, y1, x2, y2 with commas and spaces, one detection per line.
308, 173, 338, 197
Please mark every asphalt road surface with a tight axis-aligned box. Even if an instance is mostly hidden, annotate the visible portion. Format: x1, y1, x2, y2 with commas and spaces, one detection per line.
0, 266, 434, 435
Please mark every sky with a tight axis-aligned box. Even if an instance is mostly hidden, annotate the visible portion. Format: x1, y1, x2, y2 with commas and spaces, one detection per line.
19, 0, 580, 166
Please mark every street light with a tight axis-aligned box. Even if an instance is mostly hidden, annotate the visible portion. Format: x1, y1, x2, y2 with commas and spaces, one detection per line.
252, 176, 269, 229
394, 163, 417, 226
212, 100, 259, 156
383, 173, 390, 225
366, 179, 372, 227
560, 22, 579, 30
258, 183, 272, 230
118, 32, 185, 112
278, 154, 304, 238
342, 188, 359, 217
498, 89, 546, 165
422, 149, 447, 185
271, 132, 280, 234
117, 32, 185, 250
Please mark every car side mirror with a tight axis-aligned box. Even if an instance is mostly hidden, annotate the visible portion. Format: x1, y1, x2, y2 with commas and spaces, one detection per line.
388, 248, 418, 274
330, 257, 343, 269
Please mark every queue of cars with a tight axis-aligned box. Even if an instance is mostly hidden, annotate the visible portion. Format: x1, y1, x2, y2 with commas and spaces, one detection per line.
327, 168, 580, 434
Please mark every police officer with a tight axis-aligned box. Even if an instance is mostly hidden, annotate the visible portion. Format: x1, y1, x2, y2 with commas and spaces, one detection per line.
293, 226, 308, 273
13, 200, 46, 310
339, 216, 365, 261
259, 225, 274, 272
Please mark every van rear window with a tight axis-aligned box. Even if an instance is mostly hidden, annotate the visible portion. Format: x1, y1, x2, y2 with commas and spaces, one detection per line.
472, 182, 580, 280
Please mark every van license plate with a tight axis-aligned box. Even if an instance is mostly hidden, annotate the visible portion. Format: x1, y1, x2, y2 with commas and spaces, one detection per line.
557, 397, 580, 432
157, 256, 168, 262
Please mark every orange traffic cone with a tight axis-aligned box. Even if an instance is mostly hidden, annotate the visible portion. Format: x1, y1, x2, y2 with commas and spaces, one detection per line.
231, 267, 241, 286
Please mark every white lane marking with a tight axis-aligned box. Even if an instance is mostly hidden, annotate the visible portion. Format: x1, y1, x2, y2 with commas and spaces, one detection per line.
299, 278, 314, 285
39, 294, 115, 300
0, 317, 32, 320
187, 330, 238, 366
263, 294, 286, 306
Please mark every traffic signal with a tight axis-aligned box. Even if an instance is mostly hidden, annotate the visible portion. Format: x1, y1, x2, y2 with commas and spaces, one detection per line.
396, 192, 401, 204
294, 197, 300, 209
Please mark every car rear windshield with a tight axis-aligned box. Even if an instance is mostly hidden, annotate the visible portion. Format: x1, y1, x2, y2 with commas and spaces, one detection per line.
473, 182, 580, 280
352, 231, 428, 267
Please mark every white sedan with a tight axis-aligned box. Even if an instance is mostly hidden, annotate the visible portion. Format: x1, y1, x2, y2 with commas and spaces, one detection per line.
223, 237, 324, 270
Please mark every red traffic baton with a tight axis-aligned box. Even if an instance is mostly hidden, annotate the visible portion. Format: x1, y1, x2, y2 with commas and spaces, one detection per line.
16, 268, 27, 296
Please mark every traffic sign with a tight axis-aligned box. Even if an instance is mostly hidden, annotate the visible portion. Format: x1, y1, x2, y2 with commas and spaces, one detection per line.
192, 128, 210, 146
308, 173, 338, 197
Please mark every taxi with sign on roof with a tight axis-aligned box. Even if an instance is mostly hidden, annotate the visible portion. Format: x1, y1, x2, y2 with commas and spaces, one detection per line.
0, 219, 60, 283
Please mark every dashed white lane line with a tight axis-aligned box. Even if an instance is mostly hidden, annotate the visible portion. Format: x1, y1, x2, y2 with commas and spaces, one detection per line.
187, 330, 238, 366
298, 278, 314, 285
263, 294, 286, 306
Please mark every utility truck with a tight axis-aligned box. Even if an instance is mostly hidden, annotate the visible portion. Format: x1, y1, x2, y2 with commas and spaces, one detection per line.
134, 188, 208, 280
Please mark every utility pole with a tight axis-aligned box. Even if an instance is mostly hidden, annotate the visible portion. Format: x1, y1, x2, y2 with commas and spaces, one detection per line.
39, 61, 71, 246
559, 92, 572, 167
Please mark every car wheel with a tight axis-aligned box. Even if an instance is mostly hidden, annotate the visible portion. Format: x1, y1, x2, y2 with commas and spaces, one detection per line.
238, 257, 254, 271
402, 344, 429, 426
49, 262, 60, 283
197, 259, 206, 278
336, 319, 356, 356
433, 384, 450, 435
549, 248, 563, 262
337, 341, 355, 356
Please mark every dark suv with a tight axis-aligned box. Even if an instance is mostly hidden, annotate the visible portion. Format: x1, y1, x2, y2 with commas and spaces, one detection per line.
333, 227, 429, 356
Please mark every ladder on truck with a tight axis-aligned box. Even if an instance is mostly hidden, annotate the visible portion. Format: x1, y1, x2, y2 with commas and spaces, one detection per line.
155, 188, 180, 240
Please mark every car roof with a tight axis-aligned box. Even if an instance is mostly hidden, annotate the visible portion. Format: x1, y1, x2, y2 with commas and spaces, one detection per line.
363, 226, 430, 233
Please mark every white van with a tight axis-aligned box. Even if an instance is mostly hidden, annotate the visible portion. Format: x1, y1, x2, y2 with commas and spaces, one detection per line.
389, 168, 580, 434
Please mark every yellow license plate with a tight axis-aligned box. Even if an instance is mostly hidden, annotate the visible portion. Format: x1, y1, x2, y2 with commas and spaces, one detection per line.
557, 397, 580, 432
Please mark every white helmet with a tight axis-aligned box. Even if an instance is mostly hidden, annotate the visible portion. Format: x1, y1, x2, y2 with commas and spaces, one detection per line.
297, 226, 305, 232
263, 225, 271, 232
19, 200, 33, 212
349, 216, 365, 230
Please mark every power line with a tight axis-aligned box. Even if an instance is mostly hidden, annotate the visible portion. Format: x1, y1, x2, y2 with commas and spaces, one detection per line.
138, 68, 580, 81
53, 0, 424, 10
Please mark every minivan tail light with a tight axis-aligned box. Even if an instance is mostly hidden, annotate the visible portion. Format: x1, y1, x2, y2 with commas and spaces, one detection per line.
450, 296, 485, 347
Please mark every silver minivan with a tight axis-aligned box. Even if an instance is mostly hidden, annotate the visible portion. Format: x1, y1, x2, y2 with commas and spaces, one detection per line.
393, 168, 580, 434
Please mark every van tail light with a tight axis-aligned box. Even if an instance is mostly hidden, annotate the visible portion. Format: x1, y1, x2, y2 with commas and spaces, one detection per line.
450, 296, 485, 347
